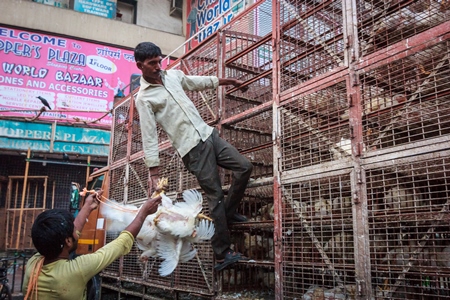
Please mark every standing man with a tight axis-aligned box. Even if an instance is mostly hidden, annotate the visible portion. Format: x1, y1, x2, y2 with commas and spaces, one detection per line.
134, 42, 253, 271
22, 190, 161, 299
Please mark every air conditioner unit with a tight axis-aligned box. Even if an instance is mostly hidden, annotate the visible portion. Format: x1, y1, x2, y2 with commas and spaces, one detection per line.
170, 0, 183, 18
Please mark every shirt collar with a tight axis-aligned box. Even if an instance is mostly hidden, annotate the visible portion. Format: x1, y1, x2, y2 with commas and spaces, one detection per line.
139, 70, 166, 90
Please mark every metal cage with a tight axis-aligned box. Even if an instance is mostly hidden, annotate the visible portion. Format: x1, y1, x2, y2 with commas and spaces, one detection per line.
102, 0, 450, 299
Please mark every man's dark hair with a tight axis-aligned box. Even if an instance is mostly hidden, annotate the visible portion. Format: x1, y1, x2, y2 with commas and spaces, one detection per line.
31, 209, 74, 260
134, 42, 162, 62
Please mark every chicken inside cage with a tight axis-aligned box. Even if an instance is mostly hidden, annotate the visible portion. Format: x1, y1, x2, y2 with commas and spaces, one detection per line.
362, 40, 450, 153
359, 0, 450, 56
232, 230, 274, 261
366, 156, 450, 299
220, 266, 275, 297
371, 228, 450, 299
302, 284, 357, 300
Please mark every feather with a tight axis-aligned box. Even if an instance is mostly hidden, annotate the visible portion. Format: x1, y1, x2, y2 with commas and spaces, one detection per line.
179, 242, 197, 262
157, 235, 183, 276
181, 189, 204, 213
191, 219, 215, 242
100, 201, 161, 261
101, 188, 215, 277
154, 209, 194, 237
168, 189, 203, 218
100, 202, 138, 231
160, 193, 174, 208
154, 189, 208, 238
140, 247, 158, 260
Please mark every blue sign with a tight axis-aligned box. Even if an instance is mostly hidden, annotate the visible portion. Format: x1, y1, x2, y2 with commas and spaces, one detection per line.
74, 0, 116, 19
0, 120, 110, 156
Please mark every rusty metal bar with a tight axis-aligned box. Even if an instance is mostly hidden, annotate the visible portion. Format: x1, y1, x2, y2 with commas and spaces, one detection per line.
386, 196, 450, 297
356, 21, 450, 71
224, 35, 271, 65
280, 0, 343, 65
371, 52, 449, 148
271, 1, 283, 300
221, 100, 273, 126
279, 66, 348, 103
194, 252, 213, 293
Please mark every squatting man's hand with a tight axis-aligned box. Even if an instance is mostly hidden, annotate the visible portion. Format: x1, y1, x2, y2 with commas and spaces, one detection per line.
81, 188, 103, 210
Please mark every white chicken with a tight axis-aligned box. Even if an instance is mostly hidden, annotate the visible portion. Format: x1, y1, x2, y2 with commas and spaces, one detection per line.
100, 188, 215, 277
314, 197, 332, 216
154, 190, 215, 276
157, 217, 214, 276
154, 189, 209, 237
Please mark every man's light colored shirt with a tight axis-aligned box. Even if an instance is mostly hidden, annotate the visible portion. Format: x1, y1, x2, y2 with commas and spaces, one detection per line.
135, 69, 219, 168
22, 231, 134, 300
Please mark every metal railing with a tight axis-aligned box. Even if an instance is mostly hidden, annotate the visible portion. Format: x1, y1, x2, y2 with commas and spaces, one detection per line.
0, 254, 32, 295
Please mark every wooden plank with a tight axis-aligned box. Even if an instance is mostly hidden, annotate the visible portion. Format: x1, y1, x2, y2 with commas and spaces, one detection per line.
16, 148, 31, 249
0, 209, 6, 251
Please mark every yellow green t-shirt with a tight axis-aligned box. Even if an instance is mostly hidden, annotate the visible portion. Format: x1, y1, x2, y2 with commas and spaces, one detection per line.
22, 230, 134, 300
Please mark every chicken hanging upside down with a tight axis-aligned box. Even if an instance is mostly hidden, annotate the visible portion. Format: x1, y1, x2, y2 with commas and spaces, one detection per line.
98, 178, 215, 276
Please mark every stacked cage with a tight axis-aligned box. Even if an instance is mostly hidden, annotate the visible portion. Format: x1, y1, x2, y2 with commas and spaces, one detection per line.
276, 0, 450, 299
102, 95, 177, 298
102, 1, 279, 298
358, 0, 450, 298
276, 0, 358, 298
103, 89, 217, 297
218, 0, 276, 297
101, 0, 450, 299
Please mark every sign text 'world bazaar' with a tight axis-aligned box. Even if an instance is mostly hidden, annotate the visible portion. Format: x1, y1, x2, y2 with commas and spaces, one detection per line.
0, 27, 139, 127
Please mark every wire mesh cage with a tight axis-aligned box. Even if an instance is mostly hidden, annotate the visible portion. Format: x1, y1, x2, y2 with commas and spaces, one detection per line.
232, 226, 274, 261
130, 93, 144, 157
158, 147, 183, 194
101, 0, 450, 299
357, 0, 450, 57
235, 183, 273, 224
179, 37, 221, 125
111, 100, 131, 163
173, 241, 215, 296
366, 154, 450, 299
103, 231, 121, 277
219, 264, 275, 296
279, 80, 351, 171
108, 165, 127, 203
361, 39, 450, 153
278, 0, 346, 92
222, 108, 273, 186
179, 164, 202, 192
221, 0, 273, 120
127, 158, 149, 204
281, 172, 356, 299
122, 243, 171, 287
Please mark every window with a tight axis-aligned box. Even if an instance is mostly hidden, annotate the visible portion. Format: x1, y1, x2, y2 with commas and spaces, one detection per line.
117, 0, 137, 24
170, 0, 183, 19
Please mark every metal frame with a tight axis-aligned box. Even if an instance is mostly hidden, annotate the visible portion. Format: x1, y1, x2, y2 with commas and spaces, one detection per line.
102, 1, 450, 299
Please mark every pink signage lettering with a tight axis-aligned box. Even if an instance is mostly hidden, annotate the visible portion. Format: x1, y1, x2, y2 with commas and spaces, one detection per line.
0, 26, 140, 127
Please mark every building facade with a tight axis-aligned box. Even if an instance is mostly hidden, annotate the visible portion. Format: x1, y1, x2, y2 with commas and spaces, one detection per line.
0, 0, 186, 252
